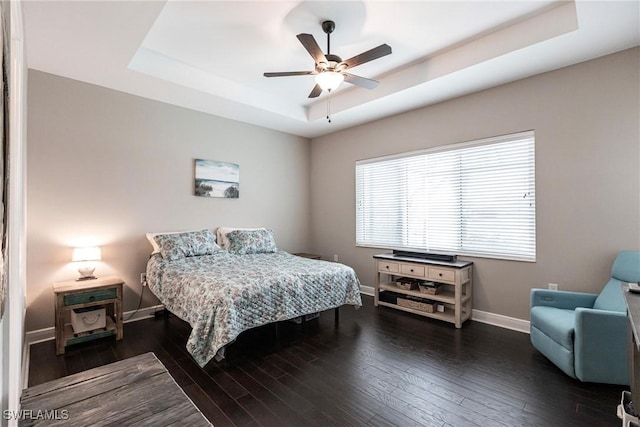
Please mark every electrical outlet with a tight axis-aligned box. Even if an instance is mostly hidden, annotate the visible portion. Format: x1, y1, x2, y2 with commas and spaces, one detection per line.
333, 254, 339, 262
548, 283, 558, 291
140, 273, 147, 286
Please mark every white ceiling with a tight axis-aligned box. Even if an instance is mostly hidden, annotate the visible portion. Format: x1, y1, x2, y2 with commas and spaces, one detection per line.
24, 1, 640, 139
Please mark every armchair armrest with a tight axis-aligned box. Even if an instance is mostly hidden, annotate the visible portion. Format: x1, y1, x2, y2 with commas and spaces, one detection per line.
574, 308, 628, 384
530, 288, 598, 310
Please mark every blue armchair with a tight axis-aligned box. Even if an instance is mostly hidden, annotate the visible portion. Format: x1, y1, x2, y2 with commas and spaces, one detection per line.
530, 251, 640, 385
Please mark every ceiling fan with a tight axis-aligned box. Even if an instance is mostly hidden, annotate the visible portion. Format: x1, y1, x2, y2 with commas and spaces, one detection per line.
264, 20, 392, 98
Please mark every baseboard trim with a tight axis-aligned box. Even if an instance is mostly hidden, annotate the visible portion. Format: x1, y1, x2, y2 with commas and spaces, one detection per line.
25, 302, 529, 348
123, 304, 165, 324
472, 309, 530, 334
25, 326, 55, 346
360, 285, 374, 296
25, 304, 165, 346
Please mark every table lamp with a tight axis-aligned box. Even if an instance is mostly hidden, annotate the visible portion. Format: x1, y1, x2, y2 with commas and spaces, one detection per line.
71, 246, 101, 281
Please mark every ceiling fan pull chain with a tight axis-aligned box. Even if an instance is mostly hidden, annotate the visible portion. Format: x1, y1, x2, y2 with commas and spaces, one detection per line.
326, 90, 332, 123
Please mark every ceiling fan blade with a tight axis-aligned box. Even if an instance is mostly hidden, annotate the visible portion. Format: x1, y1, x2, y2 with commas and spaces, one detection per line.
342, 44, 392, 69
264, 71, 315, 77
297, 33, 328, 65
344, 73, 379, 89
308, 84, 323, 98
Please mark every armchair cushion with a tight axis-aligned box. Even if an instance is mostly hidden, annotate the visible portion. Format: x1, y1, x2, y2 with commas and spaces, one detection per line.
530, 325, 576, 378
530, 307, 575, 350
530, 288, 597, 310
611, 250, 640, 283
593, 278, 625, 311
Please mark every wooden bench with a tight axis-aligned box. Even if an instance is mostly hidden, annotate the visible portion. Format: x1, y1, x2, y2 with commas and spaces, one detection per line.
20, 352, 210, 426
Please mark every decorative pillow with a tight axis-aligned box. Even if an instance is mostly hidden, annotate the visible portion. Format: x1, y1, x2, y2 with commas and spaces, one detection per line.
216, 226, 266, 249
227, 229, 278, 255
153, 229, 220, 260
147, 230, 198, 254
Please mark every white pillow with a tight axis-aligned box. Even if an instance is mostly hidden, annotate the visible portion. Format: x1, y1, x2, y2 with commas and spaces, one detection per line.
216, 226, 266, 249
146, 229, 211, 254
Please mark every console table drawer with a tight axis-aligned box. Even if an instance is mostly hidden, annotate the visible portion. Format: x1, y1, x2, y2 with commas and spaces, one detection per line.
400, 264, 426, 277
378, 261, 400, 273
428, 267, 455, 283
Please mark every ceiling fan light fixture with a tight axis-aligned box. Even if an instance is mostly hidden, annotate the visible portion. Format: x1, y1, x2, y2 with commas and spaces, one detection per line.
315, 71, 344, 92
263, 20, 391, 99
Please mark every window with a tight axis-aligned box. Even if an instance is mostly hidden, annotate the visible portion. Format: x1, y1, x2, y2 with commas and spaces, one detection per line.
355, 131, 536, 261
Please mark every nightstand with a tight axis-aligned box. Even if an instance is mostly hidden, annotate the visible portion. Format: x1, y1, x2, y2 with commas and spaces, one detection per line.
53, 276, 123, 355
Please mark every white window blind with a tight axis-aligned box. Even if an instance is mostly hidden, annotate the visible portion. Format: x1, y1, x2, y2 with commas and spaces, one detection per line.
355, 131, 536, 261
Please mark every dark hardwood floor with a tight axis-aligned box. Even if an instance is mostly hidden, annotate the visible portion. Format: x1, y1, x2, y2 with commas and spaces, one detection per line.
28, 296, 624, 426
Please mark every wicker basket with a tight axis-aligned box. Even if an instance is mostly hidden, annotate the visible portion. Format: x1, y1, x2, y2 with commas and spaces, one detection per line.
396, 279, 417, 291
418, 282, 440, 295
397, 297, 435, 313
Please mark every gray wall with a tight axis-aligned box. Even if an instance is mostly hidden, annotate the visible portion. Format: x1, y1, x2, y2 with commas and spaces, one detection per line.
26, 70, 311, 332
310, 47, 640, 321
26, 48, 640, 332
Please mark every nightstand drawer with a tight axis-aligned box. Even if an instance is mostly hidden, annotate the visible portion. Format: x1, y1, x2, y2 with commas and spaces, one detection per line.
64, 288, 117, 306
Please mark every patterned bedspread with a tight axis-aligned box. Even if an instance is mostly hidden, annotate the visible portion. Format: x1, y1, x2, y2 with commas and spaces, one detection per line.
146, 250, 362, 366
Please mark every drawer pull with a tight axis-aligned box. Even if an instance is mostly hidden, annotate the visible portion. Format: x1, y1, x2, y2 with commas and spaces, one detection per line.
89, 296, 96, 302
410, 269, 414, 272
385, 266, 389, 269
438, 273, 443, 277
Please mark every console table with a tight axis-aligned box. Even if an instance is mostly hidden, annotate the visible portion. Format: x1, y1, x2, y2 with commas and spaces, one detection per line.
374, 253, 473, 328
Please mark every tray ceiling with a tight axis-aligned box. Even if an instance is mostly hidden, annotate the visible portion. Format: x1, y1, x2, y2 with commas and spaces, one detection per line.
24, 1, 640, 138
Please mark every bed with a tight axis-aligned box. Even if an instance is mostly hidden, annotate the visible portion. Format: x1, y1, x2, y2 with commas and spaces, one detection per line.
145, 228, 362, 367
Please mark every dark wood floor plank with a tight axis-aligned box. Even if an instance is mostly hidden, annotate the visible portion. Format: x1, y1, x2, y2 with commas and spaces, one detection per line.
151, 349, 195, 390
251, 358, 366, 426
257, 354, 377, 425
262, 352, 383, 424
238, 359, 336, 427
301, 338, 538, 427
269, 351, 431, 427
60, 347, 86, 376
235, 392, 282, 427
223, 363, 311, 427
27, 296, 625, 426
182, 383, 235, 427
361, 383, 446, 426
203, 364, 249, 400
179, 356, 257, 426
27, 342, 67, 387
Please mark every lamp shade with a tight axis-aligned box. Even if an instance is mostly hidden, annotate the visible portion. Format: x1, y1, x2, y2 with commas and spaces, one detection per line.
315, 71, 344, 92
72, 246, 102, 262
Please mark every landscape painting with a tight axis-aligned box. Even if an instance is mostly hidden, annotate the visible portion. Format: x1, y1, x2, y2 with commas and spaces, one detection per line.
194, 159, 239, 198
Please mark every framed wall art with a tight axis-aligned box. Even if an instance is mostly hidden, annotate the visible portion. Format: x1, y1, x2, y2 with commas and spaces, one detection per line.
194, 159, 239, 198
